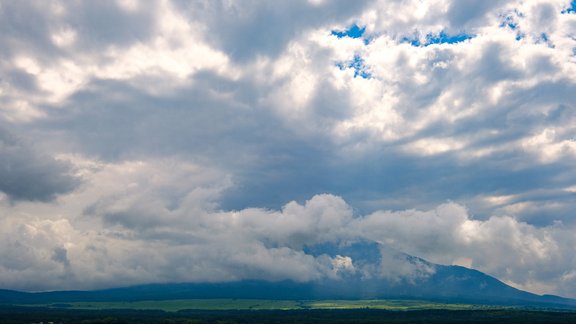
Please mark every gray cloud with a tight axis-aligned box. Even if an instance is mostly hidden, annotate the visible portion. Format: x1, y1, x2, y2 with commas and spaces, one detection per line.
447, 0, 508, 29
2, 191, 575, 297
174, 0, 371, 61
10, 1, 575, 216
0, 1, 157, 59
0, 126, 79, 202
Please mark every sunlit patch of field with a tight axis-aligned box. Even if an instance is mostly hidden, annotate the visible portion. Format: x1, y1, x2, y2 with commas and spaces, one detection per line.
306, 299, 496, 310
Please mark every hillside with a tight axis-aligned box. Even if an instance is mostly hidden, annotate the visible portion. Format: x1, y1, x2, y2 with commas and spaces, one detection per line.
1, 242, 574, 309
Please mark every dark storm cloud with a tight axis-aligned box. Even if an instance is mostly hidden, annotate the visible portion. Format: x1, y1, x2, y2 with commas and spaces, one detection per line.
0, 126, 79, 202
32, 72, 345, 210
39, 74, 283, 159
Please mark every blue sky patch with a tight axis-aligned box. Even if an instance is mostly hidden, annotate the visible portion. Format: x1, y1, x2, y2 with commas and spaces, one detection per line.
499, 15, 518, 30
337, 55, 371, 79
401, 36, 422, 47
402, 31, 474, 47
499, 12, 526, 41
539, 33, 554, 48
425, 32, 474, 45
332, 24, 365, 39
561, 0, 576, 13
499, 9, 524, 28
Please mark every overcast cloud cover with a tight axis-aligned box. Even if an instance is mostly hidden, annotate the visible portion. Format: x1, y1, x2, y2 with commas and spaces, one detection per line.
1, 0, 576, 297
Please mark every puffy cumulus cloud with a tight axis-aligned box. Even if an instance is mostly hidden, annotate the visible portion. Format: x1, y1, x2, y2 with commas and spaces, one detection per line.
355, 202, 576, 297
2, 182, 576, 297
321, 0, 576, 222
0, 161, 343, 291
0, 156, 350, 290
3, 0, 575, 217
377, 247, 437, 283
0, 127, 79, 202
207, 0, 576, 221
228, 194, 354, 249
0, 0, 230, 122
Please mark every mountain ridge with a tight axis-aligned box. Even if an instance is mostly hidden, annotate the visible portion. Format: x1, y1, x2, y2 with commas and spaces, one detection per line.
1, 242, 574, 309
0, 273, 574, 309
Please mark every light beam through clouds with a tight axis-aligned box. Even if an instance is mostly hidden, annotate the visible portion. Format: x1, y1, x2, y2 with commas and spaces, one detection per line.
0, 0, 576, 297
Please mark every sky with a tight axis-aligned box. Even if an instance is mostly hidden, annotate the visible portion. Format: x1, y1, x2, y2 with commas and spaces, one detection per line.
0, 0, 575, 297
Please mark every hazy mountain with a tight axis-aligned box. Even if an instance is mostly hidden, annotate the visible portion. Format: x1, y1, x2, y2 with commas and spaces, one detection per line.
1, 242, 575, 308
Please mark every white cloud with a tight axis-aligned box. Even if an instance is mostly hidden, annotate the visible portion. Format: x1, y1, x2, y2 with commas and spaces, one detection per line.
3, 181, 575, 296
355, 202, 576, 297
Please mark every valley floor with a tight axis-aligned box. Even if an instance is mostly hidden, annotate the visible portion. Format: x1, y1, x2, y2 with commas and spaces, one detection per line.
2, 307, 576, 323
17, 298, 505, 312
2, 300, 576, 323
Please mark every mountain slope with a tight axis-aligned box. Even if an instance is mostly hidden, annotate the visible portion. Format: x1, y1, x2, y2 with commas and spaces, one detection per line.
1, 242, 574, 308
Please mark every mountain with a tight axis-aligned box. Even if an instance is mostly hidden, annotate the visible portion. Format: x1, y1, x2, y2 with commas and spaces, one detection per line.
1, 241, 575, 308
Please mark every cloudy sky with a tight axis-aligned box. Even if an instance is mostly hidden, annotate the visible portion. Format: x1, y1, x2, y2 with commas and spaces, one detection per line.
1, 0, 576, 297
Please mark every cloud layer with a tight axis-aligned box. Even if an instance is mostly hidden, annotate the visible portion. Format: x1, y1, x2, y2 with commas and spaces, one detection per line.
1, 0, 575, 297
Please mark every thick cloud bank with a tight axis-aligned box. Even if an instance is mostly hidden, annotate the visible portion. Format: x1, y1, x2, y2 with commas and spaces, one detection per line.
0, 0, 575, 297
1, 185, 575, 297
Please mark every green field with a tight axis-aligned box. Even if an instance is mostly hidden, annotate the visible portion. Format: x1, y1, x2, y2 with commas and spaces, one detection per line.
34, 299, 505, 312
4, 301, 576, 323
306, 299, 494, 310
